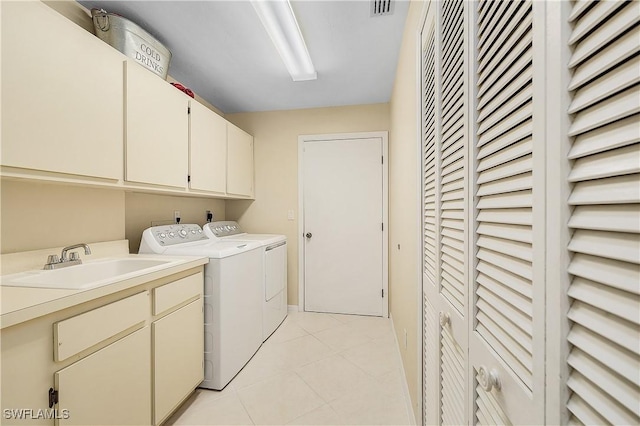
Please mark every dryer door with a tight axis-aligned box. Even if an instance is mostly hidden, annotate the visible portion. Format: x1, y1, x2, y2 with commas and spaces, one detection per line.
265, 242, 286, 301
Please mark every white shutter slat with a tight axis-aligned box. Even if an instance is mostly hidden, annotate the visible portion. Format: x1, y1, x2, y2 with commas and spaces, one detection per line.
442, 168, 464, 186
568, 371, 639, 425
567, 5, 640, 424
568, 2, 640, 68
477, 172, 533, 197
568, 204, 640, 233
569, 0, 595, 22
477, 102, 533, 146
568, 301, 640, 354
568, 229, 640, 264
441, 125, 464, 153
477, 235, 533, 262
476, 208, 532, 226
477, 310, 532, 360
476, 323, 533, 389
477, 287, 533, 337
476, 269, 533, 314
568, 0, 626, 44
569, 174, 640, 205
569, 143, 640, 182
477, 1, 532, 78
478, 135, 532, 170
477, 54, 531, 112
477, 299, 533, 352
569, 114, 640, 160
568, 57, 640, 114
568, 325, 640, 388
440, 327, 465, 425
477, 222, 532, 244
569, 88, 640, 137
568, 277, 640, 325
476, 190, 533, 209
477, 154, 532, 184
477, 82, 533, 135
423, 297, 437, 423
569, 349, 640, 414
477, 0, 520, 61
569, 29, 640, 91
423, 23, 436, 285
568, 253, 640, 295
477, 248, 532, 284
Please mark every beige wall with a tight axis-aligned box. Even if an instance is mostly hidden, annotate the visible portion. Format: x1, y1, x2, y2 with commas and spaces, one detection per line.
0, 180, 125, 254
225, 103, 390, 305
389, 0, 425, 421
125, 192, 226, 253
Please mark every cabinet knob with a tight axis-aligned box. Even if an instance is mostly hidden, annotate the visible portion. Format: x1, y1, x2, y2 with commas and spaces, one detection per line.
477, 366, 501, 392
439, 311, 451, 328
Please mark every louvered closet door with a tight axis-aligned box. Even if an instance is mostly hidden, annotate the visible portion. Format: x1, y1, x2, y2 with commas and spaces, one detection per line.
565, 1, 640, 424
469, 1, 544, 424
422, 1, 469, 425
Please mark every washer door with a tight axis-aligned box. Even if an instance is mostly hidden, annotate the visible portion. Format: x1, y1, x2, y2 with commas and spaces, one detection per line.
265, 242, 286, 301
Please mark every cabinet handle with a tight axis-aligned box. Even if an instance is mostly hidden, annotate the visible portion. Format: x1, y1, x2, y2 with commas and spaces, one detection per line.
477, 366, 501, 392
439, 311, 451, 328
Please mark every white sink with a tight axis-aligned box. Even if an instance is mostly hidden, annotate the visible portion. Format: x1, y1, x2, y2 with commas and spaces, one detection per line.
1, 258, 173, 290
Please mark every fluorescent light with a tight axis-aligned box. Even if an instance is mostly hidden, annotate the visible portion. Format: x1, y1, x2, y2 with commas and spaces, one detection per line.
251, 0, 317, 81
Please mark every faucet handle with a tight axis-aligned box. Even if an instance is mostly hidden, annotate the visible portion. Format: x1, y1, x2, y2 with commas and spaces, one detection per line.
47, 254, 60, 264
69, 252, 80, 261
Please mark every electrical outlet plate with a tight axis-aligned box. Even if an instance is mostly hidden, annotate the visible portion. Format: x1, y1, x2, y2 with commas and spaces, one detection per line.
174, 210, 181, 222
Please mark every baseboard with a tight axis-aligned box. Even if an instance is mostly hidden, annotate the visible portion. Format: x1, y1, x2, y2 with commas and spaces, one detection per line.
287, 305, 299, 313
390, 314, 418, 425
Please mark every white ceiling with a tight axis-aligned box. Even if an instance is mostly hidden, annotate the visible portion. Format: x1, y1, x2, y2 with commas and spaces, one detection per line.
78, 0, 410, 114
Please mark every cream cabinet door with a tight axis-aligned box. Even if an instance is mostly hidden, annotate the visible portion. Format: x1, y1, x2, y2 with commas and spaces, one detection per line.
153, 299, 204, 425
189, 101, 227, 194
54, 327, 151, 426
125, 61, 189, 188
1, 1, 123, 180
227, 123, 254, 197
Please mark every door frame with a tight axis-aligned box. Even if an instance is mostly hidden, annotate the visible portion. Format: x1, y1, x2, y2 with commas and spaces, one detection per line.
297, 131, 389, 318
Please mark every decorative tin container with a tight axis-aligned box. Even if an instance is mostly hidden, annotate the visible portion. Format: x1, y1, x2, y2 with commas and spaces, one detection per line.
91, 8, 171, 79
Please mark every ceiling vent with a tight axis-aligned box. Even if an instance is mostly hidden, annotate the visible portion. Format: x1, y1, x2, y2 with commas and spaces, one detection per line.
371, 0, 394, 17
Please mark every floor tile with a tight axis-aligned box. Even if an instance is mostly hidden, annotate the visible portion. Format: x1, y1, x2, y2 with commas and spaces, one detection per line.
330, 387, 411, 425
271, 334, 336, 369
237, 372, 325, 425
296, 354, 379, 403
286, 404, 344, 425
339, 337, 400, 377
167, 392, 253, 425
313, 323, 373, 352
265, 318, 309, 344
289, 311, 343, 334
344, 315, 395, 340
230, 344, 290, 390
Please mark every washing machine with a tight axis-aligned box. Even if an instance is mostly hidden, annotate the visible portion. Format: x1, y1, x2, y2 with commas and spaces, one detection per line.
139, 224, 263, 390
204, 221, 287, 341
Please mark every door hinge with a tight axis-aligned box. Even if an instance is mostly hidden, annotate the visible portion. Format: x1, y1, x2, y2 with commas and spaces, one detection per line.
382, 289, 384, 298
48, 388, 59, 408
187, 175, 191, 183
382, 156, 384, 164
188, 106, 191, 114
381, 223, 384, 231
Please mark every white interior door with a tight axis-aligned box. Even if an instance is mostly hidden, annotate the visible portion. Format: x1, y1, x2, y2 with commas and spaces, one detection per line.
302, 136, 384, 316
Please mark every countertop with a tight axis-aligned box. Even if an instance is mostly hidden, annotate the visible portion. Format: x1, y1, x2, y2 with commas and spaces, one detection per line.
1, 253, 208, 329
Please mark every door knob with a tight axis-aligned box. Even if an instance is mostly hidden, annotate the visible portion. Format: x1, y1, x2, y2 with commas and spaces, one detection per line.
439, 311, 451, 327
477, 366, 501, 392
305, 232, 313, 239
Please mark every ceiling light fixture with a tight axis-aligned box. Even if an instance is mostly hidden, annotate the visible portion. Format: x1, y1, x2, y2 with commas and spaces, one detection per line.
251, 0, 317, 82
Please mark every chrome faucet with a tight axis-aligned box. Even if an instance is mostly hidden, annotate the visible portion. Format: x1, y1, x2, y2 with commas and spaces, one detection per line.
44, 243, 92, 270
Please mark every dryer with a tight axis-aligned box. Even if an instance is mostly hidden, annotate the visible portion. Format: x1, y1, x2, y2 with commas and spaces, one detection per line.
204, 221, 287, 341
139, 224, 263, 390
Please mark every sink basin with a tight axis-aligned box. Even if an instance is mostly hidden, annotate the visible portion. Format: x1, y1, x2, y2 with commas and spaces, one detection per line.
1, 258, 172, 290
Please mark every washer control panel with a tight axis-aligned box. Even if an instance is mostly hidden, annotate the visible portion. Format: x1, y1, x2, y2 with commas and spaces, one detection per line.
150, 224, 207, 246
206, 221, 243, 237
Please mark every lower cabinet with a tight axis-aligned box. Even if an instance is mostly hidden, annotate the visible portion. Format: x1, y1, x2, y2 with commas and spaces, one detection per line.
153, 299, 204, 424
54, 327, 151, 426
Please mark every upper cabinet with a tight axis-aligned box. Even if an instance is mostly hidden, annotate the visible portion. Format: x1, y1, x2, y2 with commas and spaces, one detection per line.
189, 101, 227, 194
125, 61, 189, 188
227, 124, 254, 198
1, 1, 123, 180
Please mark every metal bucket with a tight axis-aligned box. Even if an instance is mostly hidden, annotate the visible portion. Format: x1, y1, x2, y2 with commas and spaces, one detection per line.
91, 9, 171, 79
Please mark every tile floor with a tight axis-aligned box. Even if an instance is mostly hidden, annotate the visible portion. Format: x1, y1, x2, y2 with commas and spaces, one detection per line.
166, 311, 414, 425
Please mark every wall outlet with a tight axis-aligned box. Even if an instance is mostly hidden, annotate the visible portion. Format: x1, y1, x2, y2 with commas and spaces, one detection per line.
287, 209, 295, 221
403, 329, 408, 349
206, 210, 213, 222
174, 210, 181, 223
